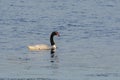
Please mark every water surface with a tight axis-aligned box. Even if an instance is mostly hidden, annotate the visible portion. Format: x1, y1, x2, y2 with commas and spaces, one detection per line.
0, 0, 120, 80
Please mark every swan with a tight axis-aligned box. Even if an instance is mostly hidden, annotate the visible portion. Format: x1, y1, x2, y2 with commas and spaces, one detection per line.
28, 31, 60, 51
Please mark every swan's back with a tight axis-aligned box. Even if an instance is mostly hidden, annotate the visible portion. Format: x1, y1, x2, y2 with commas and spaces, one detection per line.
28, 44, 51, 51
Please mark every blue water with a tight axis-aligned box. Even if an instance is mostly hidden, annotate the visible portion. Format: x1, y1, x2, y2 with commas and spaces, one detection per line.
0, 0, 120, 80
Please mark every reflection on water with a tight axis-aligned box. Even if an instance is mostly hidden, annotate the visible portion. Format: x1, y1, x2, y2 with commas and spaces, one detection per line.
50, 49, 56, 59
50, 49, 59, 63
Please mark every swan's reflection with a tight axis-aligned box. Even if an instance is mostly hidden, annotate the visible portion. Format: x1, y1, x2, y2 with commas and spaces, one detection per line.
50, 49, 59, 71
50, 49, 59, 63
51, 49, 56, 58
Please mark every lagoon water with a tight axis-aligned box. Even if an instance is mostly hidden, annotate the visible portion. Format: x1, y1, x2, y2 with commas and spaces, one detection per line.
0, 0, 120, 80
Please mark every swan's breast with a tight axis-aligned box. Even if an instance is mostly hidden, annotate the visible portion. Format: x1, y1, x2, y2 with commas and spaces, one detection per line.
51, 45, 56, 49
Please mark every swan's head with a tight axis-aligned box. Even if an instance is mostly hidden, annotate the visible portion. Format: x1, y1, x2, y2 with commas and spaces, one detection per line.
52, 31, 60, 37
50, 31, 60, 46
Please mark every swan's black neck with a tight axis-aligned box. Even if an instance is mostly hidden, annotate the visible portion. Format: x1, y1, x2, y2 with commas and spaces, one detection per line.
50, 33, 55, 46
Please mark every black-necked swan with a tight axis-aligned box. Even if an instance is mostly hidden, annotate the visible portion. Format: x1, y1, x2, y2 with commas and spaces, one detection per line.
28, 31, 60, 51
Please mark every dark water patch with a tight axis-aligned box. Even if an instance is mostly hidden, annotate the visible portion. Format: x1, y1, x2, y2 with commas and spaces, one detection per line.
10, 18, 37, 23
80, 36, 89, 39
92, 21, 104, 25
0, 45, 26, 52
0, 22, 11, 25
105, 4, 114, 7
0, 19, 2, 21
67, 23, 81, 27
54, 25, 67, 31
95, 0, 116, 7
0, 78, 56, 80
98, 4, 115, 7
9, 2, 33, 9
115, 18, 120, 23
86, 73, 120, 77
0, 41, 8, 44
0, 18, 37, 26
58, 25, 66, 30
18, 57, 31, 61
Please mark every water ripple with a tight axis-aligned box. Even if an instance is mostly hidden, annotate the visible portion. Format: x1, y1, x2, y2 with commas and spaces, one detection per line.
86, 73, 120, 77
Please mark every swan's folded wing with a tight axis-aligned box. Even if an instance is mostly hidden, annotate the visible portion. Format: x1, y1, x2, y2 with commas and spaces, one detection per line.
28, 44, 51, 51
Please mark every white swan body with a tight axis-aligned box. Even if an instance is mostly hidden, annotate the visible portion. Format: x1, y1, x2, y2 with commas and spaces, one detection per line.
28, 44, 56, 51
28, 31, 59, 51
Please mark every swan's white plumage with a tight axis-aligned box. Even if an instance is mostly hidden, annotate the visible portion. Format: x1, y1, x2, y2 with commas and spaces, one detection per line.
28, 31, 59, 51
28, 44, 56, 51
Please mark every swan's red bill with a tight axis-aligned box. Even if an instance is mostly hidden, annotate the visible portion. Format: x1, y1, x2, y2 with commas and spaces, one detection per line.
56, 32, 60, 37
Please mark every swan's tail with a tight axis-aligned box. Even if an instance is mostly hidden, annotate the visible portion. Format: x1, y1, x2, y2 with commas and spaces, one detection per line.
28, 46, 36, 51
